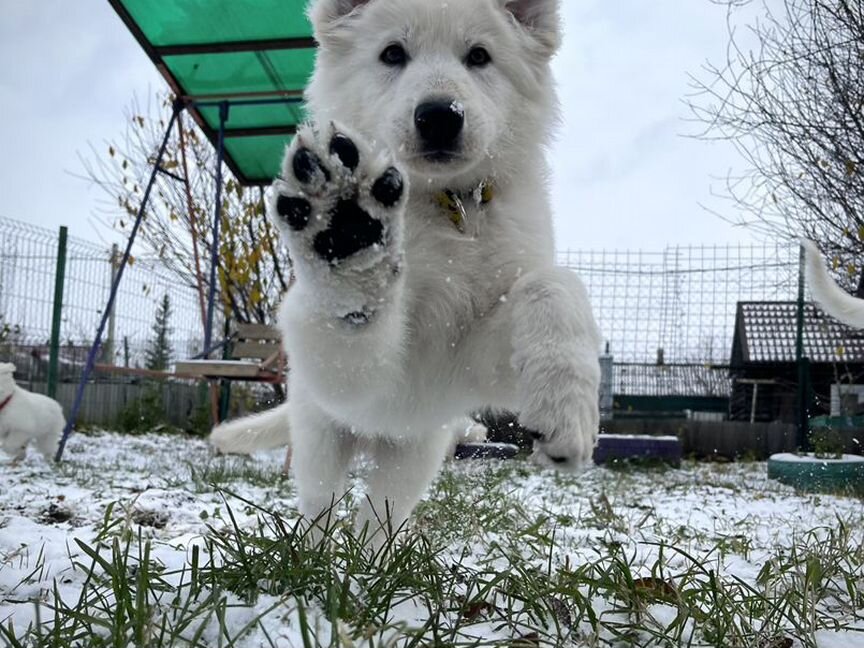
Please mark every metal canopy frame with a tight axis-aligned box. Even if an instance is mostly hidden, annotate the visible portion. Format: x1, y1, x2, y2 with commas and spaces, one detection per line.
107, 0, 314, 185
56, 1, 316, 459
55, 94, 299, 461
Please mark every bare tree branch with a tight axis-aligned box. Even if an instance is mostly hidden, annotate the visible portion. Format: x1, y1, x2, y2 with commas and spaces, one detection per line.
688, 0, 864, 292
79, 93, 291, 328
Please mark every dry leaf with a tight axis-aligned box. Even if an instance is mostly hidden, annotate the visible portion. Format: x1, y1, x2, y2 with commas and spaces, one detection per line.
632, 576, 678, 603
511, 632, 540, 648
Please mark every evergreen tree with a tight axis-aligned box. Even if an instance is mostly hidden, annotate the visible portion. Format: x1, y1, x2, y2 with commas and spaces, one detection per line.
145, 294, 173, 371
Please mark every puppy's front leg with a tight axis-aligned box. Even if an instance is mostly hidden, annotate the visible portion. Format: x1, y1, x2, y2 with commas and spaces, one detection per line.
510, 267, 602, 467
272, 123, 409, 387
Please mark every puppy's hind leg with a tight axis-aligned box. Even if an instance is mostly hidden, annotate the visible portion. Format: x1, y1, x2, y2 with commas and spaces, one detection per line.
35, 412, 64, 460
290, 401, 357, 541
356, 431, 455, 544
35, 430, 60, 460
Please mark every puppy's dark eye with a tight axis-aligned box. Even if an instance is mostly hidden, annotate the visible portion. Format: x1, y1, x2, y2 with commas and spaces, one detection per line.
380, 44, 408, 67
466, 46, 491, 68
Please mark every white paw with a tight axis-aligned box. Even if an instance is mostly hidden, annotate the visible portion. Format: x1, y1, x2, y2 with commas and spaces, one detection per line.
270, 123, 406, 276
521, 376, 600, 471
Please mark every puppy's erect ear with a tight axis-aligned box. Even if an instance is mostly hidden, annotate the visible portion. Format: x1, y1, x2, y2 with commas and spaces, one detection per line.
309, 0, 373, 44
500, 0, 562, 55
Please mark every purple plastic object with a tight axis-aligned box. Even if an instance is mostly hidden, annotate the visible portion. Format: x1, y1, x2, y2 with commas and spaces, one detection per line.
593, 434, 682, 467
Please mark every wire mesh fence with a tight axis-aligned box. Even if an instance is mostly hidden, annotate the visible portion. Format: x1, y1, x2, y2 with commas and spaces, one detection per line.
0, 216, 203, 369
557, 244, 800, 365
2, 215, 804, 373
2, 214, 808, 420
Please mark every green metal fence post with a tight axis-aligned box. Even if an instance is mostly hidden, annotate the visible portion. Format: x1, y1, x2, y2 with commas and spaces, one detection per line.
47, 226, 68, 399
795, 243, 810, 450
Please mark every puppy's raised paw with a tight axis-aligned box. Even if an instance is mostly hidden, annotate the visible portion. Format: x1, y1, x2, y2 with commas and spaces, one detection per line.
270, 124, 406, 274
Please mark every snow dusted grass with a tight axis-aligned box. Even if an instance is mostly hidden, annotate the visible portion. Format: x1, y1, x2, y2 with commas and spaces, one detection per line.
1, 432, 864, 647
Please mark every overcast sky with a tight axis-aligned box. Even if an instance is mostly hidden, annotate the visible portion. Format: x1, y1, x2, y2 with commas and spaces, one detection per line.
0, 1, 757, 251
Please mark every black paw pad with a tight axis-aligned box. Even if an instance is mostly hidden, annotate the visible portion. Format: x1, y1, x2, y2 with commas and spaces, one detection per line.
314, 199, 384, 264
344, 311, 371, 326
329, 134, 360, 171
371, 167, 404, 207
293, 148, 330, 184
275, 195, 311, 231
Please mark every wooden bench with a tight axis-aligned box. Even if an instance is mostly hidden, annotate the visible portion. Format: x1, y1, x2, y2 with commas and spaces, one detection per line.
175, 323, 285, 384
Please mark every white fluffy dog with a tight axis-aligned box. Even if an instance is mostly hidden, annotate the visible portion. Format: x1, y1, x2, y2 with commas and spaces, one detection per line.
0, 363, 64, 461
211, 0, 601, 534
802, 239, 864, 328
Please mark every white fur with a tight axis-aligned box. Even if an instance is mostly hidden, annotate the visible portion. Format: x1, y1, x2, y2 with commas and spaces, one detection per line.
210, 404, 291, 454
444, 417, 489, 456
211, 0, 601, 536
0, 363, 64, 461
802, 239, 864, 328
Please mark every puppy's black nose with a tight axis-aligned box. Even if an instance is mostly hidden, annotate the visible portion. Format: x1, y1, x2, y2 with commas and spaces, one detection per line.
414, 100, 464, 149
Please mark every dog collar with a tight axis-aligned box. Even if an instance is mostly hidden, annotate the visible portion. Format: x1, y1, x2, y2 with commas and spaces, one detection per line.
0, 394, 12, 413
435, 180, 494, 233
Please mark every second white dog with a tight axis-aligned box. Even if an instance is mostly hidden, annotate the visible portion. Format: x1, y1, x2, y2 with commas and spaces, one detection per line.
0, 363, 64, 461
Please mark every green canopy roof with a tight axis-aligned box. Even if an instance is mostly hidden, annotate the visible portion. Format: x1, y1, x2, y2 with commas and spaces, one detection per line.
110, 0, 315, 185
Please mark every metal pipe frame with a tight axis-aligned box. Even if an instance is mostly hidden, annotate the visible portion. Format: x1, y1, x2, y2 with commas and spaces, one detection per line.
55, 100, 184, 461
204, 101, 230, 356
55, 93, 300, 459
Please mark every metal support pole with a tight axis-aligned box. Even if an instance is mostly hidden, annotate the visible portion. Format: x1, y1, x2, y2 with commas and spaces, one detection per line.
102, 243, 120, 364
795, 243, 810, 449
55, 101, 184, 461
205, 102, 229, 426
750, 383, 758, 424
47, 226, 67, 400
599, 343, 613, 422
219, 316, 232, 422
204, 101, 229, 354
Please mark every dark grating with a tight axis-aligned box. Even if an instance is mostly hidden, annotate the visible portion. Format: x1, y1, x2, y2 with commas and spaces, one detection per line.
735, 301, 864, 364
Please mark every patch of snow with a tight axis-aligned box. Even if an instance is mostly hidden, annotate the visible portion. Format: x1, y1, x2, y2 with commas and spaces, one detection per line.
770, 453, 864, 463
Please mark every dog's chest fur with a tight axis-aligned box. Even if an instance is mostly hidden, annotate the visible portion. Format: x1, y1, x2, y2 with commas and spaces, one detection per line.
403, 178, 553, 330
361, 179, 554, 420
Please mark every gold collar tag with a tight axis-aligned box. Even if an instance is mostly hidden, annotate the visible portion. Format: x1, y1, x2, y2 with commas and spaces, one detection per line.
477, 180, 495, 206
435, 180, 494, 233
436, 189, 468, 233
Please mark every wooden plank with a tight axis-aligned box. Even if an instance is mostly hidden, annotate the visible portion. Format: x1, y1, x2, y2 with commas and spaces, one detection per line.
236, 323, 281, 341
94, 364, 202, 381
175, 360, 262, 379
231, 341, 281, 360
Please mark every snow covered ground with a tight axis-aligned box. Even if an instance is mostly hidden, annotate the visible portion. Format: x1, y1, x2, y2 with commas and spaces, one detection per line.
1, 431, 863, 647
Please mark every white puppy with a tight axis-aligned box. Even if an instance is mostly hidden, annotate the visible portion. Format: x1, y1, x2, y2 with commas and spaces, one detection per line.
0, 363, 64, 461
802, 239, 864, 328
212, 0, 601, 535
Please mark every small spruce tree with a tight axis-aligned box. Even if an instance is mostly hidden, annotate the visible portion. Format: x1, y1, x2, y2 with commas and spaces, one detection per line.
145, 294, 173, 371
